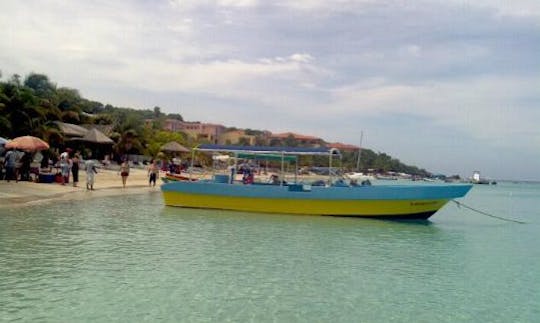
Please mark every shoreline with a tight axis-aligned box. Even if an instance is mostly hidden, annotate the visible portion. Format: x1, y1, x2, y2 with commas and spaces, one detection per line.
0, 168, 161, 208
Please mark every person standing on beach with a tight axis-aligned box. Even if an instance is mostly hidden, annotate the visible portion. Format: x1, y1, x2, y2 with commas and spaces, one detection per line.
19, 152, 31, 181
119, 159, 130, 188
71, 154, 80, 187
59, 154, 71, 185
4, 148, 17, 182
148, 159, 159, 187
85, 158, 98, 190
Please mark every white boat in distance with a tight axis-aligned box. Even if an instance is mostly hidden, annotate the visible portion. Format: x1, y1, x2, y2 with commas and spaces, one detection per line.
344, 172, 375, 182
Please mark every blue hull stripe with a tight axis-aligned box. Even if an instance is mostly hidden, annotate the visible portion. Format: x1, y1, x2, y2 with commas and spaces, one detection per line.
161, 181, 472, 201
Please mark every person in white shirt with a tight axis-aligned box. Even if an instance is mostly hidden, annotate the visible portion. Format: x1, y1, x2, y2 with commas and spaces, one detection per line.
85, 158, 98, 190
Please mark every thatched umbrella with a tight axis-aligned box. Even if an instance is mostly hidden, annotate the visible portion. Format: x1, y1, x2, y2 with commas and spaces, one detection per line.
54, 121, 88, 138
161, 141, 189, 153
80, 128, 114, 144
160, 141, 189, 173
69, 128, 114, 160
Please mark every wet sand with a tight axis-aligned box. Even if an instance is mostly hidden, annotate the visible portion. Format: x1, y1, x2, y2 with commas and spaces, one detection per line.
0, 168, 161, 208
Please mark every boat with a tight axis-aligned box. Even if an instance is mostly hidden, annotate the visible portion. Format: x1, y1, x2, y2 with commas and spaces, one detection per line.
162, 172, 198, 183
344, 172, 375, 182
470, 171, 496, 185
376, 174, 399, 180
161, 145, 473, 220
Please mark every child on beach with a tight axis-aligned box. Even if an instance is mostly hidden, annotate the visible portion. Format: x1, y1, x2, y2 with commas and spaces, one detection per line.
148, 159, 159, 187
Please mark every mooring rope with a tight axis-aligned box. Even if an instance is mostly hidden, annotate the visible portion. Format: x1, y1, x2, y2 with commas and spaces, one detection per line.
452, 200, 526, 224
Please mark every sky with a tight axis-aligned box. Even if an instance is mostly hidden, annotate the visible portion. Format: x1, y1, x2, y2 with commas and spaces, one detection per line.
1, 0, 539, 180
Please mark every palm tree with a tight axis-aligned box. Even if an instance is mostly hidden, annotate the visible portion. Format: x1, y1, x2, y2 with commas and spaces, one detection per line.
0, 87, 12, 136
114, 129, 145, 158
32, 121, 63, 147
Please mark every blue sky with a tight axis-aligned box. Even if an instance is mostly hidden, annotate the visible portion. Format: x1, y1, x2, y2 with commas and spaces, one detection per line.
1, 0, 539, 180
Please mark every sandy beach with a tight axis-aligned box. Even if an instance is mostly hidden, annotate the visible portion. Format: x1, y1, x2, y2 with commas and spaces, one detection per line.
0, 168, 161, 208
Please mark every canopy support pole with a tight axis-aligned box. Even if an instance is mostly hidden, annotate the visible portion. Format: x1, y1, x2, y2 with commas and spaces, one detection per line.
189, 149, 195, 181
280, 151, 285, 186
329, 153, 333, 185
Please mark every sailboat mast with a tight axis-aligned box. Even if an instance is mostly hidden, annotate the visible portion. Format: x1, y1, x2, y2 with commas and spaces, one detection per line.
356, 131, 363, 171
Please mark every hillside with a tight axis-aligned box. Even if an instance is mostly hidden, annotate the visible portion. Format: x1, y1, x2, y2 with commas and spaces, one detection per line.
0, 71, 430, 177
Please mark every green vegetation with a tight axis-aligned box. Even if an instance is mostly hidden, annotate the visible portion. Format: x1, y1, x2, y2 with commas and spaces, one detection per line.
0, 72, 190, 161
0, 71, 430, 176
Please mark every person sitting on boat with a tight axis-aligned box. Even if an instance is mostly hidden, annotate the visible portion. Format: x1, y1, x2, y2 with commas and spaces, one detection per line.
269, 174, 280, 185
242, 168, 254, 184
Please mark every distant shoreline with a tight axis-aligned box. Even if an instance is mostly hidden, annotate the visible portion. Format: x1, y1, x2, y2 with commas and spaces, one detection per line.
494, 179, 540, 184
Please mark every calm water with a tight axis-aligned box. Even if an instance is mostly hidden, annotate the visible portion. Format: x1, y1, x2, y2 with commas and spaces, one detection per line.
1, 182, 539, 322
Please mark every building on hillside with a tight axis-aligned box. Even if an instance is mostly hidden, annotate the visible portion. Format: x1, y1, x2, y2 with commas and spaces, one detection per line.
180, 122, 226, 143
268, 132, 324, 147
327, 142, 360, 152
218, 130, 257, 146
150, 119, 185, 132
145, 119, 226, 143
164, 119, 184, 132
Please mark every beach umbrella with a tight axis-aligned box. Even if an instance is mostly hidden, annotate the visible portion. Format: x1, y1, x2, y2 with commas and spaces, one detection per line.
161, 141, 190, 153
5, 136, 50, 151
0, 137, 8, 146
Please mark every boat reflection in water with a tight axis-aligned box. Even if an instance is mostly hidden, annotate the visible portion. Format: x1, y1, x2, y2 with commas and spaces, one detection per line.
161, 145, 472, 220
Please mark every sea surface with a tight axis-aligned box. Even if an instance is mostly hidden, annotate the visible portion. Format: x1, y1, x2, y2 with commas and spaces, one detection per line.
1, 182, 539, 322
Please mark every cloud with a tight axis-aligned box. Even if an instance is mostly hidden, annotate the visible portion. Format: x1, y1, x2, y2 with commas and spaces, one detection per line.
168, 0, 259, 9
326, 75, 540, 141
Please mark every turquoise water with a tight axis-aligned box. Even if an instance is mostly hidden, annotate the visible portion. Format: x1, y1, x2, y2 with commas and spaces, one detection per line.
1, 182, 539, 322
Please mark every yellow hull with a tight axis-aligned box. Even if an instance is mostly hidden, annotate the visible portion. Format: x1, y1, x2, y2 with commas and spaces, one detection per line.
162, 191, 448, 218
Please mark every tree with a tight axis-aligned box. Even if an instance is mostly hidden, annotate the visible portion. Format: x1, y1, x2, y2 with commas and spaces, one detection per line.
1, 80, 48, 137
144, 129, 188, 158
24, 73, 56, 99
284, 134, 298, 147
153, 106, 162, 118
167, 113, 183, 121
56, 87, 82, 115
0, 70, 434, 176
238, 137, 251, 146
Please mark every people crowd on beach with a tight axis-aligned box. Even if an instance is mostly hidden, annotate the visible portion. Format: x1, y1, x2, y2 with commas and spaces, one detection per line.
1, 148, 35, 183
1, 146, 178, 191
1, 148, 90, 186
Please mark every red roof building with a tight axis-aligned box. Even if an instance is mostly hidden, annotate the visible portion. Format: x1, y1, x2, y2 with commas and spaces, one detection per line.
328, 142, 360, 152
269, 132, 324, 146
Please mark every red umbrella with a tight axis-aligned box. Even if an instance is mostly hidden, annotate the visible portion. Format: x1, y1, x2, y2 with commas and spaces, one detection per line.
5, 136, 50, 151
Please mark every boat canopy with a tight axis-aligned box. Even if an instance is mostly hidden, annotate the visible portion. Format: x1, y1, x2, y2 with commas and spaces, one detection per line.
237, 153, 297, 162
195, 144, 340, 156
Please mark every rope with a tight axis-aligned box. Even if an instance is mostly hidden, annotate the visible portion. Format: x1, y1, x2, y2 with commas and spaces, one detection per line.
452, 200, 526, 224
